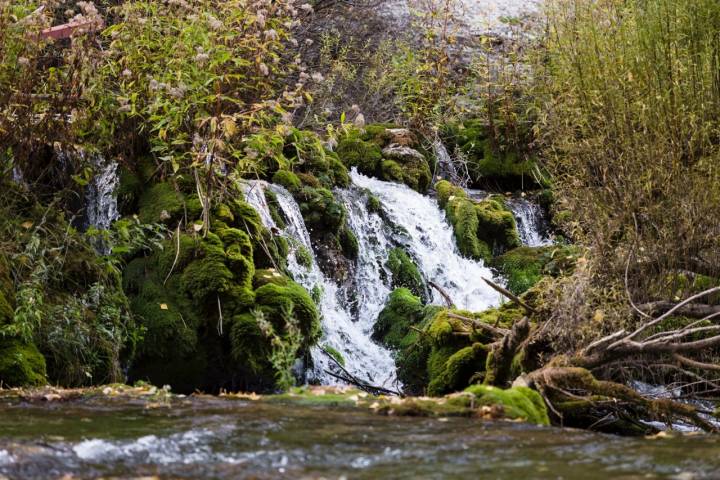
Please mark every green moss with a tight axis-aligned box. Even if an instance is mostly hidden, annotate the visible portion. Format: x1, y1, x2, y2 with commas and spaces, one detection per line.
272, 170, 302, 192
475, 197, 520, 256
117, 166, 142, 212
327, 154, 351, 188
442, 120, 539, 189
435, 180, 467, 209
446, 197, 487, 260
336, 137, 383, 176
373, 288, 425, 349
367, 194, 382, 215
297, 187, 346, 232
339, 227, 359, 259
295, 245, 313, 269
322, 344, 345, 367
0, 338, 47, 387
230, 279, 321, 389
381, 160, 404, 182
253, 269, 290, 289
138, 182, 184, 224
428, 343, 487, 396
401, 157, 432, 193
386, 248, 425, 298
229, 200, 263, 238
264, 189, 287, 230
464, 385, 550, 425
491, 245, 579, 295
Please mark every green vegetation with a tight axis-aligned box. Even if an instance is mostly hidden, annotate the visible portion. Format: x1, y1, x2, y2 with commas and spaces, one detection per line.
491, 246, 579, 295
386, 249, 425, 298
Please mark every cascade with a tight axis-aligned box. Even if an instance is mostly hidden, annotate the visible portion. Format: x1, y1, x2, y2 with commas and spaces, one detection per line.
505, 197, 552, 247
243, 181, 398, 388
351, 170, 502, 312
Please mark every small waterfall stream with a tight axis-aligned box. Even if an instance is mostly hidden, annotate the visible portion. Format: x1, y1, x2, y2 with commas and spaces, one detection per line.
243, 181, 398, 387
505, 197, 552, 247
351, 170, 502, 312
84, 155, 120, 232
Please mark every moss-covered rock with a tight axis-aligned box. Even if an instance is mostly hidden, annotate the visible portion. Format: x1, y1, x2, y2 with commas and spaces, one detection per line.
464, 384, 550, 425
337, 136, 383, 176
373, 288, 425, 349
0, 338, 47, 387
381, 160, 404, 183
386, 248, 425, 298
138, 182, 185, 224
475, 197, 520, 256
437, 181, 520, 262
272, 170, 302, 193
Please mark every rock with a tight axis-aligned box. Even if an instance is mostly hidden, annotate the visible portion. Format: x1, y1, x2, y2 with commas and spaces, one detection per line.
382, 143, 425, 163
386, 128, 416, 146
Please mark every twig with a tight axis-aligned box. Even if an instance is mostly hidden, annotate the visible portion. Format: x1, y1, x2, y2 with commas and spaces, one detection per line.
481, 277, 536, 314
163, 221, 182, 286
428, 280, 455, 308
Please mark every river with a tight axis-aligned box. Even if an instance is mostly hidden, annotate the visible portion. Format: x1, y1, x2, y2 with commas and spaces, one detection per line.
1, 394, 719, 479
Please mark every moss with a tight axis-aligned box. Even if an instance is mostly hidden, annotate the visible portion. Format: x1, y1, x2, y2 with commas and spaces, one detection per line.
381, 160, 404, 183
435, 180, 467, 209
138, 182, 185, 224
441, 120, 539, 189
117, 166, 142, 213
230, 279, 321, 389
336, 137, 383, 176
491, 245, 579, 295
253, 282, 320, 341
464, 385, 550, 425
428, 343, 487, 396
361, 123, 398, 145
295, 245, 313, 269
253, 269, 291, 289
446, 197, 487, 260
263, 189, 287, 230
367, 194, 382, 215
475, 197, 520, 256
327, 154, 351, 188
339, 227, 359, 259
272, 170, 302, 193
297, 187, 346, 232
0, 338, 47, 387
386, 248, 425, 298
322, 345, 345, 367
401, 156, 432, 193
373, 288, 425, 349
229, 200, 263, 238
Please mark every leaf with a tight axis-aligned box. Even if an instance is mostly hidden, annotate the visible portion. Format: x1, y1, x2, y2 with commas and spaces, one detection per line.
160, 303, 169, 310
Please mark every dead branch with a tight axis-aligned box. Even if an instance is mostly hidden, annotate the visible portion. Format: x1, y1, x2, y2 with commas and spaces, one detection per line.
482, 277, 536, 314
428, 280, 455, 308
446, 312, 510, 337
636, 301, 720, 318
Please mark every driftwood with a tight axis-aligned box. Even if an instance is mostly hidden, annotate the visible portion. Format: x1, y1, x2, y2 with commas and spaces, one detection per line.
319, 347, 402, 396
637, 301, 720, 318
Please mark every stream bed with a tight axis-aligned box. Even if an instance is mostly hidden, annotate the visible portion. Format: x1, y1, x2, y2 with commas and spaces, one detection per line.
1, 395, 719, 479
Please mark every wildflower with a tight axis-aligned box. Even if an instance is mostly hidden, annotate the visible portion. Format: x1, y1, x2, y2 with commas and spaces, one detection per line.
195, 52, 209, 65
121, 68, 132, 78
299, 3, 313, 13
18, 57, 30, 66
259, 63, 269, 76
207, 14, 222, 30
311, 72, 324, 82
264, 29, 278, 41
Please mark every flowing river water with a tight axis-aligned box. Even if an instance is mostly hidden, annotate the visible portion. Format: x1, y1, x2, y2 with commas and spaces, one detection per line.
1, 396, 720, 479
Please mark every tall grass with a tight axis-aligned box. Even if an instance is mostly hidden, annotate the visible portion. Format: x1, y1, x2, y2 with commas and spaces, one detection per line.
537, 0, 720, 305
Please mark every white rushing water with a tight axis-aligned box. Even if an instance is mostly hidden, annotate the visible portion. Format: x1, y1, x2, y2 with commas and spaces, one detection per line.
352, 170, 502, 312
85, 155, 120, 231
506, 197, 552, 247
243, 181, 398, 388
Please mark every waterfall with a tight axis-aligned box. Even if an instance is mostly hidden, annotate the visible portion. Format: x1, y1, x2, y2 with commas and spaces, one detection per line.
506, 197, 552, 247
351, 170, 502, 312
243, 181, 397, 388
84, 155, 120, 231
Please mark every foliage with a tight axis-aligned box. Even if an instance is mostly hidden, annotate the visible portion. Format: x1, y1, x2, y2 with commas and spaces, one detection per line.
537, 0, 720, 306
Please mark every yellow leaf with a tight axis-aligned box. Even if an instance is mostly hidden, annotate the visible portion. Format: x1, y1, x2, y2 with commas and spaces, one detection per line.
160, 304, 168, 310
21, 221, 34, 229
193, 222, 204, 232
223, 117, 237, 138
